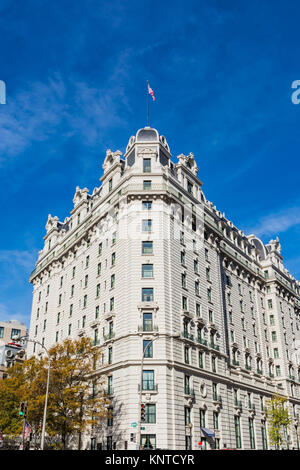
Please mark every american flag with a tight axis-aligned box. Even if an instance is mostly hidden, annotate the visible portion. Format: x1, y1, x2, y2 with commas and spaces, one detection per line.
148, 83, 155, 101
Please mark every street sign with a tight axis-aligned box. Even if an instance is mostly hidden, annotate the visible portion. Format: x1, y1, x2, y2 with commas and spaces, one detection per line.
131, 422, 137, 428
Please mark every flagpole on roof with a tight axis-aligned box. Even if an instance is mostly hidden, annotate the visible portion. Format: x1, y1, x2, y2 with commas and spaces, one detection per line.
147, 80, 149, 127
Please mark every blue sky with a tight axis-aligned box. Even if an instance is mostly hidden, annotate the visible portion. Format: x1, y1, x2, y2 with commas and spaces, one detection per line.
0, 0, 300, 327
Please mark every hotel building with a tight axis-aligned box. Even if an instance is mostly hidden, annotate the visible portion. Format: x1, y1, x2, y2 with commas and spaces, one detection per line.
28, 126, 300, 450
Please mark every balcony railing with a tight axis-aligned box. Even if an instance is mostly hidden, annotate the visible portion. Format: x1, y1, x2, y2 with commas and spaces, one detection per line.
184, 387, 195, 398
181, 331, 194, 341
138, 325, 159, 332
213, 394, 222, 404
197, 337, 208, 346
103, 332, 115, 341
138, 383, 158, 392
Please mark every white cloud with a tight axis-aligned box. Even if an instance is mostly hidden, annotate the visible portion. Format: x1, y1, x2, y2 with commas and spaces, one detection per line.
245, 206, 300, 237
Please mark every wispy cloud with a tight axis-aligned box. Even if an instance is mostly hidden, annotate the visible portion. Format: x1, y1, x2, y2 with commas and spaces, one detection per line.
245, 206, 300, 238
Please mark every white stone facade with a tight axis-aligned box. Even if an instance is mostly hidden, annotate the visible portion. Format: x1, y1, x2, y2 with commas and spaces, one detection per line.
28, 127, 300, 450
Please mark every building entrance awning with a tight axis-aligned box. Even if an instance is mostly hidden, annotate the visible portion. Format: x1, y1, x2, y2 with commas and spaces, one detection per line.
200, 428, 215, 438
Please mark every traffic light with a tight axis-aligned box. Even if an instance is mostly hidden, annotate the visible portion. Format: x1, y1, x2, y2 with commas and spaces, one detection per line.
19, 402, 27, 418
141, 403, 146, 422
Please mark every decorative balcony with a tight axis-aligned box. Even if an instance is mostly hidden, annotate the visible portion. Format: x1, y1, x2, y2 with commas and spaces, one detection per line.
197, 337, 208, 347
181, 331, 194, 342
103, 331, 115, 342
138, 325, 159, 333
138, 383, 158, 393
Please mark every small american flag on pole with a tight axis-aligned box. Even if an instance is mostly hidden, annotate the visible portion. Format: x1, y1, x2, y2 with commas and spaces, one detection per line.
148, 83, 155, 101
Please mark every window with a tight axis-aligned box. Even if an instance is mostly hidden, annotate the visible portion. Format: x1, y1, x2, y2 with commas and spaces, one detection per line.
213, 412, 219, 429
143, 180, 152, 190
86, 256, 89, 268
234, 416, 242, 449
0, 327, 4, 338
184, 406, 191, 425
271, 331, 277, 342
184, 346, 189, 364
268, 299, 273, 309
142, 264, 153, 278
110, 297, 114, 311
142, 288, 154, 302
142, 201, 152, 210
109, 178, 113, 192
11, 328, 20, 339
111, 252, 116, 266
142, 370, 154, 390
249, 418, 256, 449
83, 295, 87, 308
207, 288, 212, 302
71, 285, 74, 297
143, 340, 153, 358
84, 275, 88, 287
270, 315, 275, 325
187, 181, 193, 194
82, 315, 86, 328
143, 158, 151, 173
142, 219, 152, 232
181, 251, 186, 265
57, 312, 60, 324
199, 351, 204, 368
69, 304, 73, 317
195, 281, 200, 295
145, 404, 156, 423
200, 409, 206, 427
108, 347, 113, 364
97, 263, 101, 276
142, 241, 153, 254
107, 407, 113, 426
98, 243, 102, 255
110, 274, 115, 289
143, 313, 153, 331
181, 273, 187, 288
194, 259, 198, 273
68, 324, 72, 336
95, 305, 99, 319
182, 296, 188, 311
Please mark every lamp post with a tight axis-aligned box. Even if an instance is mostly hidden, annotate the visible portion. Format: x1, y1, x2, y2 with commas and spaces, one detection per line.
15, 335, 51, 450
136, 333, 180, 450
137, 336, 159, 450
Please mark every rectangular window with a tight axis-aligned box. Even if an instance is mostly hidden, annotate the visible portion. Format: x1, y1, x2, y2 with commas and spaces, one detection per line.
142, 219, 152, 232
142, 264, 153, 278
142, 241, 153, 254
234, 416, 242, 449
68, 324, 72, 336
142, 201, 152, 210
200, 409, 206, 427
143, 180, 152, 190
142, 370, 154, 390
182, 296, 188, 311
86, 256, 89, 268
84, 274, 88, 287
97, 263, 101, 276
145, 404, 156, 423
184, 406, 191, 425
143, 158, 151, 173
0, 327, 4, 338
111, 252, 116, 266
142, 288, 154, 302
83, 295, 87, 308
143, 313, 153, 331
249, 418, 256, 449
108, 347, 113, 364
143, 340, 153, 358
110, 297, 114, 311
110, 274, 115, 289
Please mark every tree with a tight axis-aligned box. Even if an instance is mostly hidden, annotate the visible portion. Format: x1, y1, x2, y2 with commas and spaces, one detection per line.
0, 337, 109, 449
265, 394, 292, 449
45, 336, 109, 449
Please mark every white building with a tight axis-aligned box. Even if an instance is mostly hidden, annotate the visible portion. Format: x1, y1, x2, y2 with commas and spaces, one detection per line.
28, 126, 300, 450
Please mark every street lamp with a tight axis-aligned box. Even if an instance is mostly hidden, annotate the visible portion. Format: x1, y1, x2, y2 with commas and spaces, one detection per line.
14, 335, 51, 451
